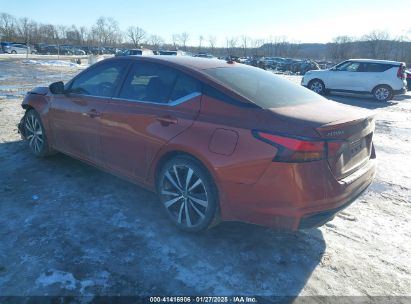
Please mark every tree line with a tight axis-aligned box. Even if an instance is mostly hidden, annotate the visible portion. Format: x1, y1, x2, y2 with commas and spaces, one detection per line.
1, 12, 410, 63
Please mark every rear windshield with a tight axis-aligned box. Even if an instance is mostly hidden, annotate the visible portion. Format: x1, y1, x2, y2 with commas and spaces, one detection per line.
130, 50, 142, 55
204, 66, 323, 108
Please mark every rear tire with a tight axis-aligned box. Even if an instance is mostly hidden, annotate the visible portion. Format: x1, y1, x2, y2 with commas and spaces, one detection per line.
11, 50, 17, 54
308, 79, 326, 95
156, 155, 219, 232
24, 110, 54, 157
373, 85, 393, 102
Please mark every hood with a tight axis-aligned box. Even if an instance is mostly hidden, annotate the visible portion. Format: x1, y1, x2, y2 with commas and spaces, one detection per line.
28, 86, 49, 95
305, 69, 330, 75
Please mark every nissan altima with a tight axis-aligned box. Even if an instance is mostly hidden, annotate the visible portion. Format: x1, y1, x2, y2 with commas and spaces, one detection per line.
18, 56, 376, 232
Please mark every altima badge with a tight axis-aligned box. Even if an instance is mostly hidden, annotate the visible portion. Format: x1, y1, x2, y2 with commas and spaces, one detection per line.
326, 130, 345, 137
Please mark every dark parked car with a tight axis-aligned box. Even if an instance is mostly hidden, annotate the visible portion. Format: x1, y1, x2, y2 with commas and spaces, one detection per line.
18, 56, 376, 232
34, 43, 49, 54
45, 45, 59, 55
159, 50, 186, 56
194, 53, 214, 58
1, 41, 14, 53
115, 49, 154, 56
406, 70, 411, 90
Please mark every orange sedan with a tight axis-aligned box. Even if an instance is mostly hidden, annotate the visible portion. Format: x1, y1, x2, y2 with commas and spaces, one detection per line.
19, 56, 376, 232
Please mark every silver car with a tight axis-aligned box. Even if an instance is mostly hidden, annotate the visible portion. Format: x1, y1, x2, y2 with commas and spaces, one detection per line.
6, 44, 32, 54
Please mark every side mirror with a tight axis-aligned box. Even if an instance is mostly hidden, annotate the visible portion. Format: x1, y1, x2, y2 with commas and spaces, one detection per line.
49, 81, 65, 94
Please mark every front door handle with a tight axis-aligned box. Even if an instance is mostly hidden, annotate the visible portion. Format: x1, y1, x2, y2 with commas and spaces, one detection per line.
86, 109, 101, 118
156, 115, 178, 126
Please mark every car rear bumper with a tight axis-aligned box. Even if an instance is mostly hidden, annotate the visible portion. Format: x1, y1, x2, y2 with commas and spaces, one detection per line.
394, 87, 407, 95
219, 158, 376, 231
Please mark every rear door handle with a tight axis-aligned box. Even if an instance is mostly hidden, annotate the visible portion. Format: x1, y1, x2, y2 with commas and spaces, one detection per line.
156, 115, 178, 126
86, 109, 101, 118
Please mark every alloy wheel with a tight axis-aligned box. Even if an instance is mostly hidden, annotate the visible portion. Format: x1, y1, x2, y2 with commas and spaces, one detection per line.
25, 113, 44, 154
374, 87, 390, 101
160, 165, 209, 228
310, 80, 323, 94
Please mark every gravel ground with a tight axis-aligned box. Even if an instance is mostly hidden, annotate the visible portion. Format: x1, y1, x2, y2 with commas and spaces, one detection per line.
0, 58, 410, 301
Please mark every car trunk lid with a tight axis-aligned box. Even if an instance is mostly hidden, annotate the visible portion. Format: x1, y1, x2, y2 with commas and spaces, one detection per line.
316, 116, 375, 180
265, 100, 376, 180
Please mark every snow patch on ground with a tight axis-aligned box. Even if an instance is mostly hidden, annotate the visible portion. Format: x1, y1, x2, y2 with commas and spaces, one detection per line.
35, 269, 111, 295
36, 270, 77, 290
22, 59, 79, 67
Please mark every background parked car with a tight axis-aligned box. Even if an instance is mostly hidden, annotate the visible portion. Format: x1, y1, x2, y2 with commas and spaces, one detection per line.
70, 48, 86, 55
4, 44, 32, 54
115, 49, 154, 56
159, 50, 186, 56
302, 59, 407, 101
34, 43, 48, 54
1, 42, 14, 53
406, 70, 411, 91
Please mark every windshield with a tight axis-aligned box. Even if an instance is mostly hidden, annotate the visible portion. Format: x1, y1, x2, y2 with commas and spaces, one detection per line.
204, 66, 324, 108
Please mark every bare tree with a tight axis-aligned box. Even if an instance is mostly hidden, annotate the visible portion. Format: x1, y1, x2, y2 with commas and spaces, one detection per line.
251, 38, 264, 57
240, 35, 249, 57
0, 13, 16, 41
328, 35, 354, 60
93, 17, 121, 46
149, 35, 164, 49
17, 17, 35, 45
172, 34, 180, 49
363, 30, 391, 59
66, 25, 81, 45
38, 23, 57, 44
208, 35, 217, 53
79, 26, 88, 46
225, 36, 238, 56
127, 26, 146, 48
55, 25, 67, 44
198, 35, 204, 51
180, 32, 189, 50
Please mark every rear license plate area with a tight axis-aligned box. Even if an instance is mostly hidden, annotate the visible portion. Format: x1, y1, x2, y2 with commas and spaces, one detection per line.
350, 138, 365, 156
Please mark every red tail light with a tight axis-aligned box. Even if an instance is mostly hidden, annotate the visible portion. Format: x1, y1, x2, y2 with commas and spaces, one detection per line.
397, 64, 406, 79
253, 131, 345, 163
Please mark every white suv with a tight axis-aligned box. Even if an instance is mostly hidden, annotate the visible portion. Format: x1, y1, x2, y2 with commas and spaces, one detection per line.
302, 59, 407, 101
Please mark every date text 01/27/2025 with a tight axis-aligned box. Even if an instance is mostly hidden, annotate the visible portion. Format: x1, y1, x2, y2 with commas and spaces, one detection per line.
149, 296, 258, 303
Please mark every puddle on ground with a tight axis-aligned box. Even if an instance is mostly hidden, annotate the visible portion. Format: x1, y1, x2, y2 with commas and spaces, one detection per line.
369, 181, 389, 193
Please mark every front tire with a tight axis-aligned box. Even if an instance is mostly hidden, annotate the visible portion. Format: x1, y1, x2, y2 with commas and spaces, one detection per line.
308, 79, 326, 95
157, 156, 219, 232
11, 50, 17, 54
24, 110, 53, 157
373, 85, 393, 102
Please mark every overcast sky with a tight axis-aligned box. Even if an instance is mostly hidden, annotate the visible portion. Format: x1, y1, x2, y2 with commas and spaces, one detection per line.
1, 0, 411, 46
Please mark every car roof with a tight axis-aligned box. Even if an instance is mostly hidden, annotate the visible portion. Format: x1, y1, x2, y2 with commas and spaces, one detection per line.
348, 58, 403, 65
112, 55, 235, 70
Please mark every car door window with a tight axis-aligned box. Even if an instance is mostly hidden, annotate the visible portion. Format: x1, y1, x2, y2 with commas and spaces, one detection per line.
69, 61, 129, 97
118, 62, 179, 103
337, 62, 360, 72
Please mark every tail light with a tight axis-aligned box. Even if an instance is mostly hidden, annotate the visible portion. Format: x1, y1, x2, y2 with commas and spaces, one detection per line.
397, 64, 406, 79
253, 131, 345, 163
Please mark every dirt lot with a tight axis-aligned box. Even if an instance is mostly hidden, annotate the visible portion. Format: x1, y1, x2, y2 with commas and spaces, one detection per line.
0, 57, 410, 300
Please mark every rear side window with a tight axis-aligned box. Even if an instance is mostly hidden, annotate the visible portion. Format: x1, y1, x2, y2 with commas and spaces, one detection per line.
364, 63, 393, 72
204, 66, 324, 108
169, 74, 202, 101
69, 61, 129, 97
